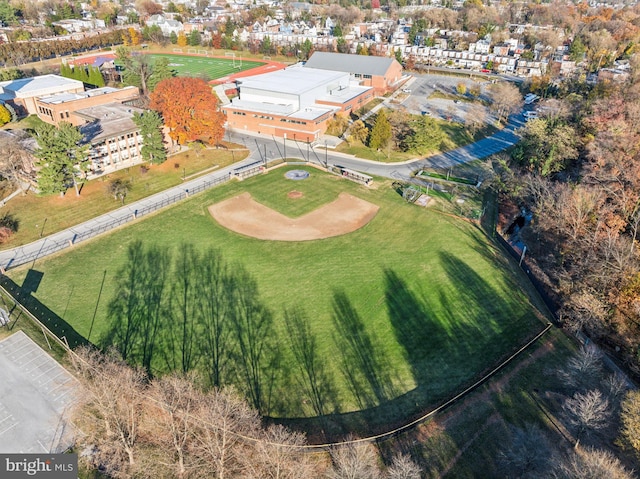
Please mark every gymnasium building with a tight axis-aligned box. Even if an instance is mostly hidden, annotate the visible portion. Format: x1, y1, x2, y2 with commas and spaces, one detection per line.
222, 64, 374, 143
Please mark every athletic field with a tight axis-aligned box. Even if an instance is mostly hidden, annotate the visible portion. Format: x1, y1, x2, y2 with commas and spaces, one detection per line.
148, 53, 264, 80
7, 167, 548, 435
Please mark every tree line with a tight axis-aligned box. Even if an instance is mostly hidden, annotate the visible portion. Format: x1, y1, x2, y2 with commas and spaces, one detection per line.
0, 30, 124, 67
71, 340, 422, 478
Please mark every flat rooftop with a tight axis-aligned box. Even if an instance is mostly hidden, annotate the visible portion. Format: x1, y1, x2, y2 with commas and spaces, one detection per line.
38, 86, 138, 105
224, 100, 336, 121
237, 66, 346, 96
317, 85, 372, 104
0, 75, 83, 97
75, 103, 144, 143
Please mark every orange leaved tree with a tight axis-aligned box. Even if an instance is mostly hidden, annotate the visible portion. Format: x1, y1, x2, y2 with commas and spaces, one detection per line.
149, 77, 225, 146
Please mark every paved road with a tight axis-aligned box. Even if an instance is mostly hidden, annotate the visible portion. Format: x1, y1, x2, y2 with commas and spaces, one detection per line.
0, 114, 523, 271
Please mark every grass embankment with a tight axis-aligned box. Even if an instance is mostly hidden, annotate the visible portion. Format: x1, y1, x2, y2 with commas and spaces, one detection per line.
336, 117, 497, 163
0, 146, 248, 248
7, 166, 548, 435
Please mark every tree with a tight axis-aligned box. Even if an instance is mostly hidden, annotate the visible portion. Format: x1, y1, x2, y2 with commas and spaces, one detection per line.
0, 104, 10, 125
170, 31, 178, 44
496, 424, 552, 478
260, 36, 272, 55
348, 120, 369, 144
336, 37, 348, 53
620, 390, 640, 458
513, 118, 579, 176
465, 103, 487, 137
405, 115, 446, 154
118, 49, 154, 96
386, 454, 421, 479
327, 441, 381, 479
188, 29, 201, 47
563, 389, 611, 441
394, 48, 402, 64
149, 77, 225, 146
368, 109, 392, 150
108, 179, 131, 205
33, 122, 89, 197
132, 110, 166, 164
488, 81, 523, 122
456, 82, 467, 95
87, 66, 105, 87
177, 32, 188, 47
551, 447, 633, 479
0, 0, 17, 26
71, 347, 147, 476
0, 133, 31, 189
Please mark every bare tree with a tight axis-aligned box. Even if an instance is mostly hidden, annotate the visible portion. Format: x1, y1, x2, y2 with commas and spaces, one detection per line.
551, 447, 634, 479
243, 424, 318, 479
192, 387, 261, 479
488, 81, 523, 122
0, 132, 33, 191
148, 374, 200, 478
327, 441, 381, 479
464, 103, 487, 138
386, 454, 421, 479
496, 423, 552, 478
563, 389, 611, 441
556, 345, 603, 390
620, 390, 640, 458
71, 347, 147, 478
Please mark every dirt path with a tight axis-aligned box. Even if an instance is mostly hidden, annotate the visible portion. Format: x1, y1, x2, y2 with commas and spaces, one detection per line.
208, 192, 379, 241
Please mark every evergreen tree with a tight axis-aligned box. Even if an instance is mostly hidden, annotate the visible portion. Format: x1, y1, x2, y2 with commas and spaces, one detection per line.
405, 116, 446, 154
148, 57, 175, 92
33, 122, 90, 196
88, 66, 105, 87
188, 29, 201, 47
170, 31, 178, 44
395, 48, 403, 64
368, 109, 391, 150
132, 111, 166, 164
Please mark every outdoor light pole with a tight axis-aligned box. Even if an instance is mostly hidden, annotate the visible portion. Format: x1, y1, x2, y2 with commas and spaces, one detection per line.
283, 133, 287, 159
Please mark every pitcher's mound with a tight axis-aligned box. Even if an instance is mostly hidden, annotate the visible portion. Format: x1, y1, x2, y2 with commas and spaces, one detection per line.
288, 191, 304, 199
209, 192, 379, 241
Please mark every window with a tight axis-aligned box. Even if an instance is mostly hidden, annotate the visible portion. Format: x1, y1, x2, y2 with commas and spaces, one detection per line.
363, 74, 372, 79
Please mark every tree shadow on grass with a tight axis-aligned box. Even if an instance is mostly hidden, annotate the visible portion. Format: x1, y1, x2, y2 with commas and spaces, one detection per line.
0, 273, 88, 348
276, 259, 545, 443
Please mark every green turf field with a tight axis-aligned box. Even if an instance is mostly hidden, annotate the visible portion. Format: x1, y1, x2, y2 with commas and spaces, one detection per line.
148, 53, 264, 80
7, 166, 548, 433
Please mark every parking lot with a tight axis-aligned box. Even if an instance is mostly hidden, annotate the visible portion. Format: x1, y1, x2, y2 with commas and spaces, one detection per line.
394, 72, 496, 123
0, 331, 77, 453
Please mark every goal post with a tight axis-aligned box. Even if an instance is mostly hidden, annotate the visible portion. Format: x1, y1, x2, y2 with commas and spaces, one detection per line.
187, 48, 197, 54
173, 48, 183, 53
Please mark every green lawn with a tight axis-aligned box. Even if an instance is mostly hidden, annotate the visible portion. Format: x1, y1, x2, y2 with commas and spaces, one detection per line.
147, 53, 264, 80
7, 166, 548, 435
0, 146, 247, 248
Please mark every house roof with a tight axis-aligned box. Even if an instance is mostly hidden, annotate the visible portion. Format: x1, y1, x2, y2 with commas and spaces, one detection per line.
304, 52, 399, 76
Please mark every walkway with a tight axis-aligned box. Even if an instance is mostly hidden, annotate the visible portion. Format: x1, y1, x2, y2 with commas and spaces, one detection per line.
0, 113, 524, 271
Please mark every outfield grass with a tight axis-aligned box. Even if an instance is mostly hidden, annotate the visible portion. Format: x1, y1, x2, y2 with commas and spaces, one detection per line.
147, 53, 264, 80
7, 166, 548, 433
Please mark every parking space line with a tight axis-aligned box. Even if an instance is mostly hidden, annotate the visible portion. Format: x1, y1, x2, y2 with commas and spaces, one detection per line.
0, 421, 18, 436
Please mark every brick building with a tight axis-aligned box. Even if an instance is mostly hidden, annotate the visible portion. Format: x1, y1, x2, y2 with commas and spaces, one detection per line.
0, 75, 84, 117
35, 86, 140, 126
303, 52, 403, 95
223, 65, 373, 142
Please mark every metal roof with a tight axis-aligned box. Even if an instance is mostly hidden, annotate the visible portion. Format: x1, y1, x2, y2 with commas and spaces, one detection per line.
304, 52, 398, 77
237, 67, 346, 96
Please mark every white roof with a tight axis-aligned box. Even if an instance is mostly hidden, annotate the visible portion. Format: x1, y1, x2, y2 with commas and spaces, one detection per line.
237, 67, 346, 96
0, 75, 83, 99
